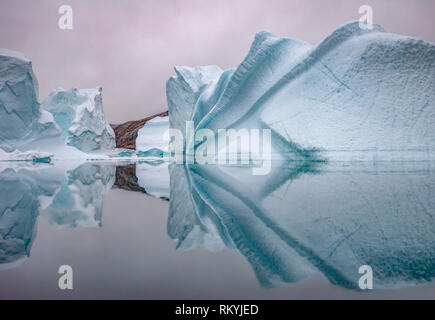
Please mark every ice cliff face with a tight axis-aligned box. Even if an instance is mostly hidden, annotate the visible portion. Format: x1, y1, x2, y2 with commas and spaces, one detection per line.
42, 87, 115, 152
167, 22, 435, 161
167, 65, 224, 144
0, 49, 60, 153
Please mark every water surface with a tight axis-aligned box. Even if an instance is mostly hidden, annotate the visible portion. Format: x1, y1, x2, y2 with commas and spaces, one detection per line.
0, 160, 434, 299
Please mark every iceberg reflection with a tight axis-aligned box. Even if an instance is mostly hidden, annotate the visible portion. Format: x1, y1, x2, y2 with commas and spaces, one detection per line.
0, 161, 169, 268
41, 163, 115, 228
1, 159, 433, 291
0, 166, 59, 266
168, 160, 435, 289
0, 162, 116, 266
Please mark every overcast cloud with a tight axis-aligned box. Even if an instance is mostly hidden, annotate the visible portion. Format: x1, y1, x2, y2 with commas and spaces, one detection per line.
1, 0, 434, 123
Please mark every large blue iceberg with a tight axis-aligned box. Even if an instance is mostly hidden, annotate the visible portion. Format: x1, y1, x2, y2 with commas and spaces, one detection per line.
167, 22, 435, 162
166, 22, 435, 289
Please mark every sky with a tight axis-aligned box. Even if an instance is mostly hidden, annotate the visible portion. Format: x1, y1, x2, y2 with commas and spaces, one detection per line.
0, 0, 434, 123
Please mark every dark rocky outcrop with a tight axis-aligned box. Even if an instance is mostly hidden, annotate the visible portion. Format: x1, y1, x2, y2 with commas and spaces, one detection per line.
112, 111, 168, 149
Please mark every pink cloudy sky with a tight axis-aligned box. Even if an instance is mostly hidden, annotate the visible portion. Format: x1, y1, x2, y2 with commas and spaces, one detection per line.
0, 0, 434, 123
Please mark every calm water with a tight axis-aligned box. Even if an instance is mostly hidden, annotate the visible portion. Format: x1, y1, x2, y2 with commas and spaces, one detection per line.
0, 160, 434, 299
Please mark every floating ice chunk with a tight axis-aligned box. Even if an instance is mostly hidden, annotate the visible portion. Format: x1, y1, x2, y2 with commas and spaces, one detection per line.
118, 149, 135, 157
0, 49, 61, 152
136, 148, 167, 158
0, 149, 53, 162
136, 115, 169, 154
42, 87, 115, 152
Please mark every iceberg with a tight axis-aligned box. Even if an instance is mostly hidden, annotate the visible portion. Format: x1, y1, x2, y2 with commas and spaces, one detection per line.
0, 49, 95, 161
42, 87, 115, 152
166, 65, 224, 143
0, 49, 60, 153
136, 115, 169, 155
166, 22, 435, 162
166, 22, 435, 289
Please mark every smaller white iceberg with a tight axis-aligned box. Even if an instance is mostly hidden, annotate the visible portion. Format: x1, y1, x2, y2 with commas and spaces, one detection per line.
42, 87, 115, 152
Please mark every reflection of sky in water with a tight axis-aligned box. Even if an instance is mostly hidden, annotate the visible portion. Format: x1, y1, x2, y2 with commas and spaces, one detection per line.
0, 160, 434, 298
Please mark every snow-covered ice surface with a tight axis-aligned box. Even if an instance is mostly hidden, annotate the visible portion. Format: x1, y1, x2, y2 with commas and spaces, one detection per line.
167, 22, 434, 161
136, 115, 169, 154
42, 87, 115, 153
